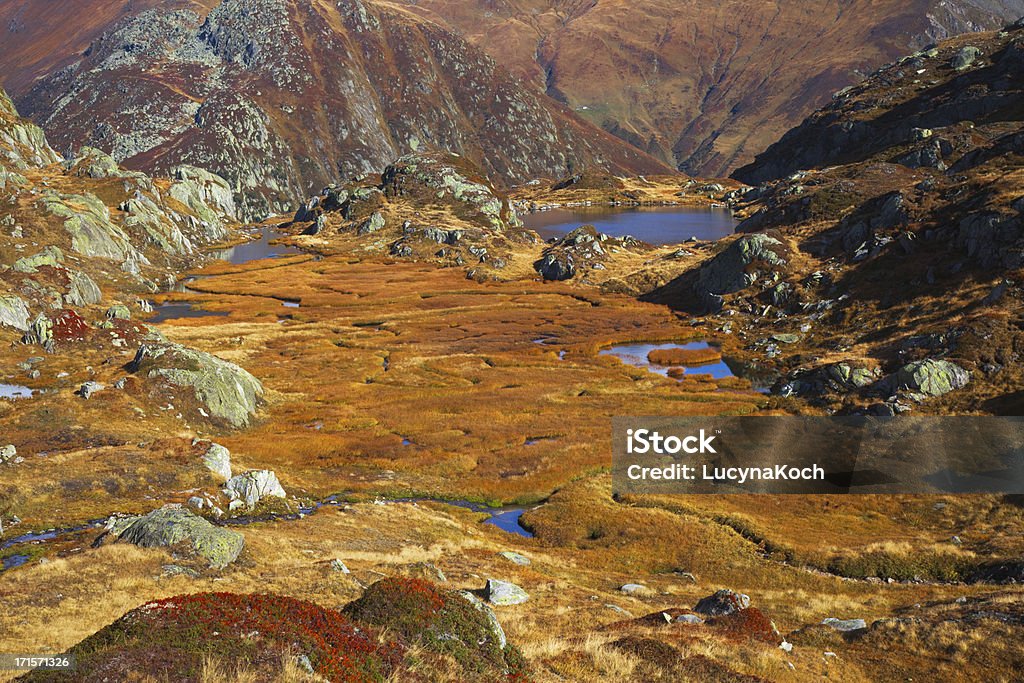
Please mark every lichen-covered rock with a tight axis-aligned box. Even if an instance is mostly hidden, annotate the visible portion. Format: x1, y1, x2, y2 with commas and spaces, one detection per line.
106, 305, 131, 320
22, 315, 54, 351
951, 45, 982, 70
68, 146, 124, 179
65, 271, 103, 307
0, 89, 61, 169
884, 359, 970, 397
12, 246, 64, 273
822, 617, 867, 632
0, 295, 31, 331
0, 444, 16, 464
498, 551, 531, 566
357, 211, 386, 235
202, 442, 232, 481
536, 251, 575, 281
38, 191, 149, 272
343, 577, 521, 676
171, 166, 237, 221
457, 590, 507, 650
697, 234, 787, 296
110, 506, 244, 568
225, 469, 286, 507
485, 579, 529, 605
78, 381, 105, 399
128, 342, 264, 427
167, 166, 235, 243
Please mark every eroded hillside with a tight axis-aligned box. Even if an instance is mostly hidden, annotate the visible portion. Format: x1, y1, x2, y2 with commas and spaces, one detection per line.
399, 0, 1024, 176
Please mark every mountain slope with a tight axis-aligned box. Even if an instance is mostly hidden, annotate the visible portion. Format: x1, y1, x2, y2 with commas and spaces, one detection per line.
396, 0, 1024, 176
10, 0, 670, 221
647, 22, 1024, 414
0, 85, 236, 355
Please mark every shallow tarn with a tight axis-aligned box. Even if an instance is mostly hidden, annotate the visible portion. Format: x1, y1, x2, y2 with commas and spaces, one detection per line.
600, 341, 774, 392
0, 383, 34, 399
522, 206, 736, 245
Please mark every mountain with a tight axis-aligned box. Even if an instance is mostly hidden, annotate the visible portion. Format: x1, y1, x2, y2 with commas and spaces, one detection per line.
648, 21, 1024, 414
396, 0, 1024, 176
4, 0, 670, 221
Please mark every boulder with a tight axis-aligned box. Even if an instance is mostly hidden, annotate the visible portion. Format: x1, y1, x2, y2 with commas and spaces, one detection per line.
0, 296, 31, 331
69, 146, 122, 179
106, 305, 131, 320
357, 211, 386, 235
693, 589, 750, 616
536, 251, 575, 280
0, 444, 16, 464
885, 359, 970, 397
619, 583, 649, 595
111, 506, 244, 568
225, 469, 286, 508
498, 551, 531, 566
951, 46, 981, 70
423, 227, 462, 244
675, 614, 704, 625
822, 617, 867, 632
12, 246, 64, 273
330, 558, 350, 573
22, 315, 54, 351
65, 271, 103, 307
128, 342, 264, 428
695, 234, 787, 299
77, 382, 105, 399
202, 442, 233, 481
485, 578, 529, 605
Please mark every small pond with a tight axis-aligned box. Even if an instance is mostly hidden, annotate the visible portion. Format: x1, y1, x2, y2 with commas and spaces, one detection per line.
0, 383, 34, 399
209, 228, 303, 265
149, 302, 230, 324
600, 341, 775, 393
521, 206, 736, 245
600, 341, 736, 380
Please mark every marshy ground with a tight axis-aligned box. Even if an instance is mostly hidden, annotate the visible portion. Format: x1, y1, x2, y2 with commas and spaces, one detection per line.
2, 232, 1023, 682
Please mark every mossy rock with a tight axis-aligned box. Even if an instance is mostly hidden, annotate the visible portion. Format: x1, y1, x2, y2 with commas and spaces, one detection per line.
886, 359, 970, 397
343, 577, 526, 680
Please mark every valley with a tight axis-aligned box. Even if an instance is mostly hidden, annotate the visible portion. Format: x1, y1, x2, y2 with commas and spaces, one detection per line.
0, 5, 1023, 683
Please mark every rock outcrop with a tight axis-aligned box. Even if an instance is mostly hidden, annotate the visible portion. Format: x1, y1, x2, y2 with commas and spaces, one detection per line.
128, 342, 264, 428
225, 470, 286, 508
106, 506, 245, 568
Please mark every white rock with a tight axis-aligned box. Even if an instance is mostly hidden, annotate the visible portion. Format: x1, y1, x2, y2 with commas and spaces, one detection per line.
225, 469, 286, 508
202, 443, 232, 481
486, 579, 529, 605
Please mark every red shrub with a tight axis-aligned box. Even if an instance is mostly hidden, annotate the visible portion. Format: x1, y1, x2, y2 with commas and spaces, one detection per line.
51, 309, 90, 342
135, 592, 402, 681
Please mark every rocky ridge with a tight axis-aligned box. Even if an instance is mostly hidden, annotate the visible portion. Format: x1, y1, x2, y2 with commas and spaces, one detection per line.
13, 0, 670, 221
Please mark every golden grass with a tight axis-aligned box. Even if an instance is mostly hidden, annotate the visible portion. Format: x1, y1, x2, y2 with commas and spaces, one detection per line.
647, 347, 723, 366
